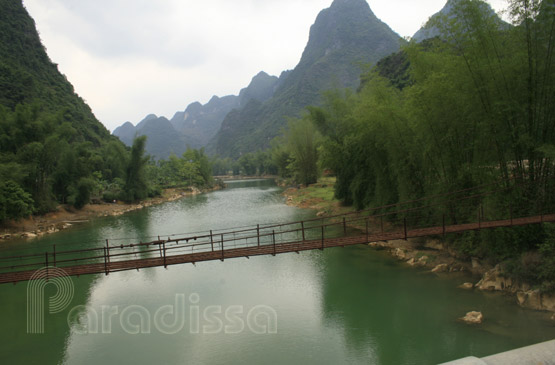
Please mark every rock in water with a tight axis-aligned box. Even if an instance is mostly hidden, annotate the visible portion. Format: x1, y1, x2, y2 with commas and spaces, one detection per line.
459, 283, 474, 290
432, 264, 449, 273
460, 311, 483, 324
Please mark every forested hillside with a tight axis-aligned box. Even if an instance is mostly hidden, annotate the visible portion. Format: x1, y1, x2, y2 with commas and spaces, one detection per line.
0, 1, 138, 221
281, 0, 555, 288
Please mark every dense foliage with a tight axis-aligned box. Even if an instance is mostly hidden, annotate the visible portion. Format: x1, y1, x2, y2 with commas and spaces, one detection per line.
211, 150, 277, 177
308, 0, 555, 289
0, 1, 132, 221
0, 1, 215, 222
154, 148, 214, 189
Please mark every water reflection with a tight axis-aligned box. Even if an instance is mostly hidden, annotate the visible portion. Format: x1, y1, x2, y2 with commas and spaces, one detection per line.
2, 179, 555, 364
320, 245, 555, 364
0, 273, 98, 364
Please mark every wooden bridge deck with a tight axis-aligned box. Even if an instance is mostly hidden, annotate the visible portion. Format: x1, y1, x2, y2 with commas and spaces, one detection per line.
1, 213, 553, 285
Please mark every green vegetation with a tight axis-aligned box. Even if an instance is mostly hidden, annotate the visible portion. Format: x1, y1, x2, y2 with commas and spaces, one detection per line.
155, 148, 214, 189
286, 177, 346, 213
211, 150, 277, 177
270, 117, 322, 186
0, 1, 216, 223
303, 0, 555, 290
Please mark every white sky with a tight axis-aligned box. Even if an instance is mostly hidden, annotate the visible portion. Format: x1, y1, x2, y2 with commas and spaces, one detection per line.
22, 0, 509, 131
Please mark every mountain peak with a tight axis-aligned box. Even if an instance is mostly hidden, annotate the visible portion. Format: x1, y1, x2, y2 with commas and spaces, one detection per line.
238, 71, 279, 107
412, 0, 505, 42
136, 113, 159, 130
254, 71, 270, 78
210, 0, 401, 157
330, 0, 370, 10
300, 0, 397, 67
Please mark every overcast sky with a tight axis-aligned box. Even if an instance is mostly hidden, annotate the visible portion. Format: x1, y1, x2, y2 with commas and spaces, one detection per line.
22, 0, 509, 131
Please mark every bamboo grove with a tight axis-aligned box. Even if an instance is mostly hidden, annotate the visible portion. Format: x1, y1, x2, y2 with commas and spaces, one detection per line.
275, 0, 555, 287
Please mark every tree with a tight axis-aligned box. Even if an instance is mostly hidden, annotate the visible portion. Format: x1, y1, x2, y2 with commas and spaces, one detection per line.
122, 136, 149, 202
0, 180, 34, 222
284, 116, 321, 186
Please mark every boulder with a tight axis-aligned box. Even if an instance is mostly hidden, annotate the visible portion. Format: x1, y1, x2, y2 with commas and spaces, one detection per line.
460, 311, 483, 324
417, 256, 429, 266
432, 264, 449, 273
394, 248, 407, 260
517, 291, 527, 306
541, 292, 555, 312
516, 289, 542, 310
476, 265, 514, 291
459, 283, 474, 290
407, 258, 416, 266
369, 242, 388, 249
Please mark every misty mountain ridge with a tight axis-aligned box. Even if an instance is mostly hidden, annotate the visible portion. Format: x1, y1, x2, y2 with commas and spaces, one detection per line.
116, 0, 505, 160
113, 70, 281, 159
209, 0, 402, 157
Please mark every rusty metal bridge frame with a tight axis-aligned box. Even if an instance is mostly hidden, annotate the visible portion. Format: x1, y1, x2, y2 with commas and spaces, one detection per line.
0, 181, 553, 285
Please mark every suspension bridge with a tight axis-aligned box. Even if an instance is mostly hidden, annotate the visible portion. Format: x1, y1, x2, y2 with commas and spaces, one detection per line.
0, 180, 553, 285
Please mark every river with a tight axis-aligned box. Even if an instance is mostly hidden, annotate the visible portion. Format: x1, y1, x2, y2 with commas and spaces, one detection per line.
1, 179, 554, 364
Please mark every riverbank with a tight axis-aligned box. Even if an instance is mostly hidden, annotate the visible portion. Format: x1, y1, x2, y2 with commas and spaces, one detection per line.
0, 186, 219, 241
283, 178, 555, 316
215, 175, 279, 181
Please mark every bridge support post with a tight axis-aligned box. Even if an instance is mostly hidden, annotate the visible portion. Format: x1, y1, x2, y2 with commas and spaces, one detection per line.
106, 240, 110, 274
257, 224, 260, 247
272, 230, 276, 256
104, 247, 109, 276
221, 234, 224, 262
321, 225, 325, 251
210, 230, 214, 251
163, 241, 167, 269
301, 222, 305, 243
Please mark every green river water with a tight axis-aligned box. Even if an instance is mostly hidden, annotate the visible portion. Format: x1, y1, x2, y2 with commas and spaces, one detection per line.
1, 179, 554, 364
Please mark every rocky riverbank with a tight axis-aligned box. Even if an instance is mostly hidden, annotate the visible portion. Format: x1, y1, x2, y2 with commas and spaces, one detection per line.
0, 186, 216, 242
283, 180, 555, 316
384, 240, 555, 314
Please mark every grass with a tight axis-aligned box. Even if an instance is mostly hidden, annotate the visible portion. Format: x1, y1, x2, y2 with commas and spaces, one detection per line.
286, 177, 355, 216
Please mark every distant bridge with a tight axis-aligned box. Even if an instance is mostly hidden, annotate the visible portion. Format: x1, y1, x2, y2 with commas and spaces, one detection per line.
0, 181, 553, 284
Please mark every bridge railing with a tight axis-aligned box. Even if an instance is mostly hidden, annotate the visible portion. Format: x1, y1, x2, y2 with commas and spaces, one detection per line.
0, 177, 552, 281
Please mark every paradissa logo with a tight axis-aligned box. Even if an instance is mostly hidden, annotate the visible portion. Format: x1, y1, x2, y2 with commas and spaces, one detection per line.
26, 267, 277, 336
27, 267, 74, 334
68, 293, 278, 335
